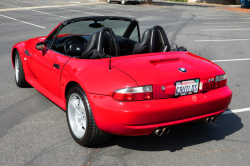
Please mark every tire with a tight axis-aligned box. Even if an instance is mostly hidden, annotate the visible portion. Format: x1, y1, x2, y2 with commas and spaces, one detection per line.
66, 85, 112, 146
107, 0, 111, 3
121, 0, 126, 5
14, 51, 29, 87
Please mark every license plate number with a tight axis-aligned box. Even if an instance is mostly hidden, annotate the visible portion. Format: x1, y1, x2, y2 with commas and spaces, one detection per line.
175, 79, 199, 96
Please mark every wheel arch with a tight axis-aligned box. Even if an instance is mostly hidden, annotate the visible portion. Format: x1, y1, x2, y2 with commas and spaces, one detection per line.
12, 48, 18, 68
65, 81, 80, 100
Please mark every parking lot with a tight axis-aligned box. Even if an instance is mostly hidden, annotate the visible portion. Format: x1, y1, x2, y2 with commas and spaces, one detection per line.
0, 0, 250, 165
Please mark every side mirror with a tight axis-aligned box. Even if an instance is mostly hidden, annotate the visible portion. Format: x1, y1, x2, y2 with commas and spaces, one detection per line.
36, 42, 46, 51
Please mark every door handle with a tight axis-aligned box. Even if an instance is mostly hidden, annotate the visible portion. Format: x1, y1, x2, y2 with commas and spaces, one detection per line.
24, 49, 30, 56
53, 63, 60, 69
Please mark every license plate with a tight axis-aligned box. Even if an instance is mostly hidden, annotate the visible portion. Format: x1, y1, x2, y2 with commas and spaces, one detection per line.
175, 79, 199, 96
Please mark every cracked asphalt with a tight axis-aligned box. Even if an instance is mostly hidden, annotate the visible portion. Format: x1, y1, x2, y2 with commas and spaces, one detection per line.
0, 0, 250, 165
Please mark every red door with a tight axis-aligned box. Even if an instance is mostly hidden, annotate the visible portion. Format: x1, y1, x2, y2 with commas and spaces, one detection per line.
30, 49, 71, 98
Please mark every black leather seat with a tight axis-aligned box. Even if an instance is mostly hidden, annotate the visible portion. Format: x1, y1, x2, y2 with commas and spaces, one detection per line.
81, 31, 99, 59
151, 25, 171, 52
132, 25, 170, 55
132, 28, 153, 55
81, 27, 120, 59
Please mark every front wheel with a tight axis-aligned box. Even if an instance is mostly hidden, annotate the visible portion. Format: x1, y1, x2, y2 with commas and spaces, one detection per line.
107, 0, 111, 3
14, 51, 29, 87
121, 0, 126, 5
66, 85, 112, 146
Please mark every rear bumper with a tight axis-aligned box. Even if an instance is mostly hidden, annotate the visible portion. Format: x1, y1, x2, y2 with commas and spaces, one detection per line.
88, 86, 232, 136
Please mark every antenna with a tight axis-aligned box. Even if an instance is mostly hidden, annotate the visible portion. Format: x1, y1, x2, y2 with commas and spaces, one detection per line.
109, 30, 112, 70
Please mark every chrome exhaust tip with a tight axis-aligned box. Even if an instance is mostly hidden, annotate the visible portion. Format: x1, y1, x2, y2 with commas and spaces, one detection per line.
163, 127, 170, 135
204, 117, 212, 124
154, 129, 163, 136
211, 116, 217, 123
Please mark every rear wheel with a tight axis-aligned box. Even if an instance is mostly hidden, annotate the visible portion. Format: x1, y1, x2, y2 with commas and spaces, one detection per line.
107, 0, 111, 3
14, 51, 29, 87
66, 85, 112, 146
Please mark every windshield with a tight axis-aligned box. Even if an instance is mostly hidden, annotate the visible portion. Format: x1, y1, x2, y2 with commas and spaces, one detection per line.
58, 19, 138, 41
45, 17, 140, 57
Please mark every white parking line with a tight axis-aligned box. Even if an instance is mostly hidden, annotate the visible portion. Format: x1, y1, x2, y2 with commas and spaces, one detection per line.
195, 39, 250, 42
211, 58, 250, 62
200, 29, 250, 31
15, 0, 121, 14
30, 10, 70, 19
0, 4, 87, 12
72, 6, 122, 13
60, 8, 104, 16
203, 18, 216, 19
16, 0, 39, 5
83, 11, 104, 16
202, 22, 250, 24
0, 2, 19, 8
95, 4, 133, 10
0, 14, 45, 28
203, 18, 250, 20
223, 108, 250, 115
0, 2, 70, 19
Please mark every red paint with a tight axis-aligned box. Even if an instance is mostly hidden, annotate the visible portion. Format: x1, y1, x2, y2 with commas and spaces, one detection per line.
12, 28, 232, 136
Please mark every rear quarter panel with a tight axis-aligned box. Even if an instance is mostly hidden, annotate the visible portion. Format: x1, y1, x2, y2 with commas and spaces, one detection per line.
61, 58, 138, 106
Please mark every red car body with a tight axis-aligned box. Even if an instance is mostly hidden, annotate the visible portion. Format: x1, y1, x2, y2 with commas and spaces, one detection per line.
11, 21, 232, 137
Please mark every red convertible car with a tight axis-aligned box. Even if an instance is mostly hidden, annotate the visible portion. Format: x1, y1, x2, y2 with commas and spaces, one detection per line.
12, 16, 232, 146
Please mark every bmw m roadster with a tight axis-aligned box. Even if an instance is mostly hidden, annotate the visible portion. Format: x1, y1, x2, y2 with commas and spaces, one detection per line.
12, 16, 232, 146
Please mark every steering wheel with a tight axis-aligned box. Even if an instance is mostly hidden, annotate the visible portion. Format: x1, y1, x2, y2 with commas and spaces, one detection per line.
64, 35, 87, 56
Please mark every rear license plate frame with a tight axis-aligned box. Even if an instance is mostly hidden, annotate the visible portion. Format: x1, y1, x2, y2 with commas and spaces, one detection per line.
175, 78, 200, 96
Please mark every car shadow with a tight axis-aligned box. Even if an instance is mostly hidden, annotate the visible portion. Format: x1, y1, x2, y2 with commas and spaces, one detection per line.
99, 110, 243, 152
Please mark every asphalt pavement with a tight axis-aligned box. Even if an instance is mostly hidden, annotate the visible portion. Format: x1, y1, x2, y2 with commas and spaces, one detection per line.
0, 0, 250, 165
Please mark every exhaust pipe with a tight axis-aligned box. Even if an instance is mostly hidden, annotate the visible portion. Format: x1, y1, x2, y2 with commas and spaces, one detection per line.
203, 116, 217, 123
154, 127, 170, 136
163, 127, 170, 135
154, 129, 163, 136
204, 117, 212, 124
211, 116, 217, 123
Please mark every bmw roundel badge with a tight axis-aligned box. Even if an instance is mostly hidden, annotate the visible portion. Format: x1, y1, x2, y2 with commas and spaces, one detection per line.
161, 85, 165, 91
76, 47, 81, 51
178, 68, 187, 72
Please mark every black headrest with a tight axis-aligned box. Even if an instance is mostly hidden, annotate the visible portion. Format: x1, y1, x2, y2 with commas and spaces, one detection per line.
151, 25, 170, 52
81, 27, 120, 59
81, 31, 99, 59
132, 28, 153, 54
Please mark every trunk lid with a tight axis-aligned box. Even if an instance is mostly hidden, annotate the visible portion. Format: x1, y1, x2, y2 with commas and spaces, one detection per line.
102, 52, 225, 99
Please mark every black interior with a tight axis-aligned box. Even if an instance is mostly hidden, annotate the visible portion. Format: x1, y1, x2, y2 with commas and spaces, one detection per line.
132, 28, 152, 55
81, 27, 120, 59
51, 25, 170, 59
132, 25, 171, 55
51, 32, 136, 58
63, 35, 87, 56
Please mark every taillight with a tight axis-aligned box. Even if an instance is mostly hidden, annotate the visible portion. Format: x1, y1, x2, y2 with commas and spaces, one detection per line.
112, 85, 153, 101
214, 74, 227, 89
